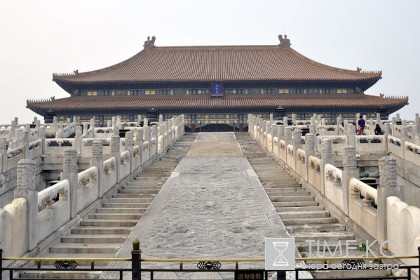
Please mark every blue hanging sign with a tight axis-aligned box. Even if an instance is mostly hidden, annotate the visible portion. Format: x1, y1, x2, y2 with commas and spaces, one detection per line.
211, 83, 223, 96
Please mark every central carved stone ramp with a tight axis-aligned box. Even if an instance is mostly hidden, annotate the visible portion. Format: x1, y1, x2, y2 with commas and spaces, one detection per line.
19, 133, 197, 279
107, 132, 289, 280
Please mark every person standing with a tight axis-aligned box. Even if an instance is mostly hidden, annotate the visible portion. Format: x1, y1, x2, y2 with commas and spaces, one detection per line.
358, 115, 366, 134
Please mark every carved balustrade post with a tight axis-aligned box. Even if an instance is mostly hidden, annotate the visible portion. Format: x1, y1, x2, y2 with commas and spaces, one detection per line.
292, 128, 302, 170
61, 149, 78, 218
415, 116, 420, 145
151, 125, 158, 156
125, 131, 134, 172
346, 123, 356, 147
134, 128, 144, 165
309, 124, 318, 155
0, 138, 7, 173
377, 156, 398, 246
14, 159, 38, 250
320, 139, 333, 196
91, 141, 104, 197
265, 121, 272, 153
137, 115, 142, 126
342, 146, 359, 215
336, 115, 342, 135
304, 133, 315, 182
21, 129, 29, 159
157, 125, 164, 155
74, 126, 83, 156
284, 127, 292, 164
116, 116, 122, 130
111, 136, 121, 183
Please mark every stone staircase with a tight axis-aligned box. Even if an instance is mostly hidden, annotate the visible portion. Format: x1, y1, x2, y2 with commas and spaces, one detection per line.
235, 132, 391, 279
235, 133, 354, 255
19, 133, 197, 279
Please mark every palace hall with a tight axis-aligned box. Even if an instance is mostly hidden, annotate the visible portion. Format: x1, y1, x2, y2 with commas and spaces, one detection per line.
26, 35, 408, 131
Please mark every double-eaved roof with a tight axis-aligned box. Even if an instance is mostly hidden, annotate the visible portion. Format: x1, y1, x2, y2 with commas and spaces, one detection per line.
53, 36, 382, 93
26, 36, 408, 117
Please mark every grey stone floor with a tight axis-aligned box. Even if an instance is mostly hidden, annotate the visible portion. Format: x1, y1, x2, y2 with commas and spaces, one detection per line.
106, 132, 291, 279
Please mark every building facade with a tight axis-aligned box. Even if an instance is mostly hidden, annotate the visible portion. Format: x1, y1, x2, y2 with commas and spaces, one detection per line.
27, 35, 408, 131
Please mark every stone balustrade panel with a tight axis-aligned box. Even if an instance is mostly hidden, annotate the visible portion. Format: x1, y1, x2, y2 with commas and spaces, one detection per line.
28, 139, 42, 160
355, 136, 386, 156
77, 166, 99, 213
404, 142, 420, 167
348, 178, 378, 238
93, 127, 114, 138
316, 136, 346, 155
295, 149, 306, 179
388, 136, 403, 158
324, 164, 344, 210
37, 180, 70, 242
318, 125, 338, 136
44, 139, 75, 155
119, 151, 131, 179
6, 146, 24, 171
102, 157, 117, 193
307, 155, 321, 192
132, 145, 142, 171
80, 138, 111, 157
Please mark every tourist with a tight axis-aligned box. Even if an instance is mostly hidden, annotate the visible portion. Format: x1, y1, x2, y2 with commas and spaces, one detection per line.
374, 124, 383, 135
358, 116, 365, 134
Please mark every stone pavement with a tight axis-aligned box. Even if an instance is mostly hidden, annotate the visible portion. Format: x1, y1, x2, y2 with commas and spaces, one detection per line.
109, 132, 290, 278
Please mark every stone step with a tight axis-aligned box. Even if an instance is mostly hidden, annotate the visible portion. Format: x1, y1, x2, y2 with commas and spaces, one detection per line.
61, 234, 126, 243
116, 188, 160, 195
95, 207, 147, 214
102, 202, 147, 208
279, 210, 330, 219
108, 198, 153, 204
88, 213, 143, 220
262, 182, 301, 188
286, 223, 346, 233
270, 195, 315, 202
80, 219, 138, 227
293, 231, 355, 242
276, 205, 325, 212
263, 187, 301, 192
49, 243, 121, 254
71, 227, 131, 235
267, 191, 310, 197
113, 193, 155, 199
272, 201, 319, 207
283, 217, 337, 225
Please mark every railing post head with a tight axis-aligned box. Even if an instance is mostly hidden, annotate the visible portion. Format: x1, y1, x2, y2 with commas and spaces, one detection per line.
131, 238, 141, 280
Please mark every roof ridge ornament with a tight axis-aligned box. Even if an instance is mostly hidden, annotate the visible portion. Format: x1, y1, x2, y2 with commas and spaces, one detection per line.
143, 36, 156, 48
278, 34, 291, 47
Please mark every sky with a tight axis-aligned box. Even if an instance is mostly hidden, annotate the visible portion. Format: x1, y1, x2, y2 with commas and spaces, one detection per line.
1, 0, 419, 124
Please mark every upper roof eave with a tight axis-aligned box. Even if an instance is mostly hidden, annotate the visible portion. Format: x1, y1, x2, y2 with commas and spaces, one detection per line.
52, 41, 382, 93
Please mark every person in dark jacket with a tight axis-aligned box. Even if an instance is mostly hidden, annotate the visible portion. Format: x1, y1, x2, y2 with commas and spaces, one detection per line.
374, 124, 383, 135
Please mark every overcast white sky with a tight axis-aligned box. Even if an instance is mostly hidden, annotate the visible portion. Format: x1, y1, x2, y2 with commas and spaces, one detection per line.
1, 0, 419, 124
